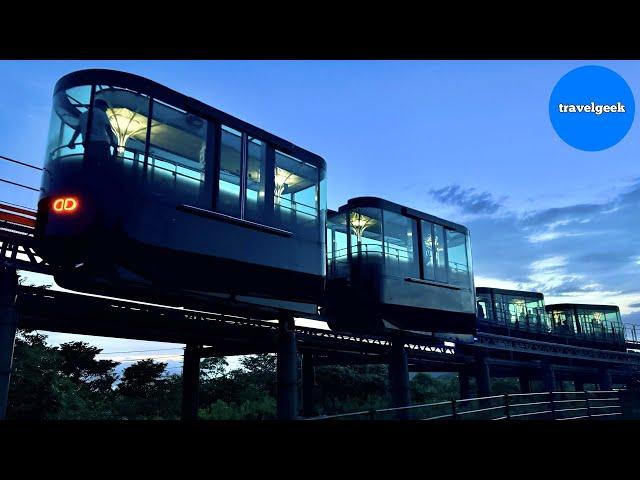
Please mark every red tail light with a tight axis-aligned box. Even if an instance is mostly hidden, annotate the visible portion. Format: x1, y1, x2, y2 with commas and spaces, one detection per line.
52, 197, 79, 214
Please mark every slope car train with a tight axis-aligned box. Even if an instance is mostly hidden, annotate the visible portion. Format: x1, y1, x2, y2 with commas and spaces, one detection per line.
35, 69, 627, 350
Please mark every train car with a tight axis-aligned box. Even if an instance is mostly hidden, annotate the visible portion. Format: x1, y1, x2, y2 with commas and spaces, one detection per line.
476, 287, 626, 350
323, 197, 477, 334
36, 69, 327, 317
545, 303, 625, 349
476, 287, 550, 334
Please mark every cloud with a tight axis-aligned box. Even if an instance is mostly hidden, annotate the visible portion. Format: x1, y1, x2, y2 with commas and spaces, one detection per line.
429, 185, 504, 215
521, 203, 603, 227
433, 179, 640, 314
530, 256, 567, 271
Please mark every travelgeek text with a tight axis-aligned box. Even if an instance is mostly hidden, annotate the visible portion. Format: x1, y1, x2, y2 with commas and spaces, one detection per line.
557, 102, 626, 115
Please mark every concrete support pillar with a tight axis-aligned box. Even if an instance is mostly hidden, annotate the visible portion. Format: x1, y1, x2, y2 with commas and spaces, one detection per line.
599, 369, 613, 391
519, 373, 531, 394
181, 343, 201, 421
542, 364, 557, 392
476, 355, 491, 397
276, 315, 298, 420
459, 371, 471, 400
0, 266, 18, 420
389, 336, 410, 419
302, 352, 315, 417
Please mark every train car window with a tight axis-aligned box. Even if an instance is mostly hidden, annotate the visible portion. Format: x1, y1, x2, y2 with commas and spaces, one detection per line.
327, 212, 349, 277
217, 125, 242, 217
46, 85, 92, 165
319, 176, 327, 236
274, 150, 319, 237
446, 229, 470, 287
421, 220, 436, 280
508, 298, 527, 326
383, 211, 419, 278
147, 98, 209, 206
492, 294, 506, 325
245, 136, 267, 223
526, 298, 543, 314
349, 208, 383, 260
566, 307, 623, 340
94, 84, 150, 164
477, 295, 493, 320
606, 310, 622, 332
432, 224, 447, 283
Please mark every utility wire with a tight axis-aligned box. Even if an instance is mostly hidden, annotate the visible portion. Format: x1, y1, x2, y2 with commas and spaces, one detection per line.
0, 177, 40, 192
96, 347, 185, 355
116, 355, 184, 363
0, 154, 43, 171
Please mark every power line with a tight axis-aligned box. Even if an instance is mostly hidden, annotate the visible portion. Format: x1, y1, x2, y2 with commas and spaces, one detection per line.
0, 154, 43, 171
0, 177, 40, 192
96, 347, 185, 355
116, 355, 184, 363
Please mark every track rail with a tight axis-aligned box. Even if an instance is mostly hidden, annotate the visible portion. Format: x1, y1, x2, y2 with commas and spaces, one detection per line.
474, 331, 640, 365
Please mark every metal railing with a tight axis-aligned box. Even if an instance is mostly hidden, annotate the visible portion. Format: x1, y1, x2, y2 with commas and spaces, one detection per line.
626, 324, 640, 346
309, 390, 623, 421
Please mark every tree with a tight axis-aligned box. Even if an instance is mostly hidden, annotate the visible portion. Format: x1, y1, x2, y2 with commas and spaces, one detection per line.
239, 354, 276, 376
114, 359, 181, 419
490, 377, 520, 395
197, 354, 278, 419
236, 354, 277, 398
58, 341, 118, 394
117, 359, 167, 398
314, 364, 389, 414
410, 373, 459, 404
7, 329, 92, 419
201, 356, 228, 380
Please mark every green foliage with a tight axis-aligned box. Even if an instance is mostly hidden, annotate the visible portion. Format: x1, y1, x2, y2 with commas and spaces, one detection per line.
313, 364, 389, 415
199, 397, 277, 420
58, 341, 118, 394
411, 373, 460, 404
201, 356, 228, 380
115, 360, 181, 419
490, 378, 520, 395
7, 330, 113, 419
117, 359, 167, 398
197, 354, 277, 419
239, 353, 276, 375
9, 330, 501, 420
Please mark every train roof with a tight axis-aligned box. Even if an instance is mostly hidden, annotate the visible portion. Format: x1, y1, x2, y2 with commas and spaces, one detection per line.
476, 287, 544, 299
546, 303, 620, 312
331, 196, 469, 233
54, 69, 326, 171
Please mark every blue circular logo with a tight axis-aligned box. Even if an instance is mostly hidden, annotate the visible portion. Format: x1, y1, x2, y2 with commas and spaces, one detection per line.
549, 66, 635, 151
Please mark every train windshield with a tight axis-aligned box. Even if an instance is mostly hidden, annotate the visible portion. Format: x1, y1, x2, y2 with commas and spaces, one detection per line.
327, 204, 473, 289
44, 81, 325, 238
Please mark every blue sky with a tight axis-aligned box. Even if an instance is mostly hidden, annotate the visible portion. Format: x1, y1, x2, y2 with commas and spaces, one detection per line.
2, 60, 639, 364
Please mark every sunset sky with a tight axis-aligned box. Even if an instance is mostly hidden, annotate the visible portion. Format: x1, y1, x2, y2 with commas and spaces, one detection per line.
1, 60, 638, 366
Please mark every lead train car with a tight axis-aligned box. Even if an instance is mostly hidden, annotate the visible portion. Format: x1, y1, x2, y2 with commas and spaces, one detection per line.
36, 69, 327, 317
323, 197, 477, 334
